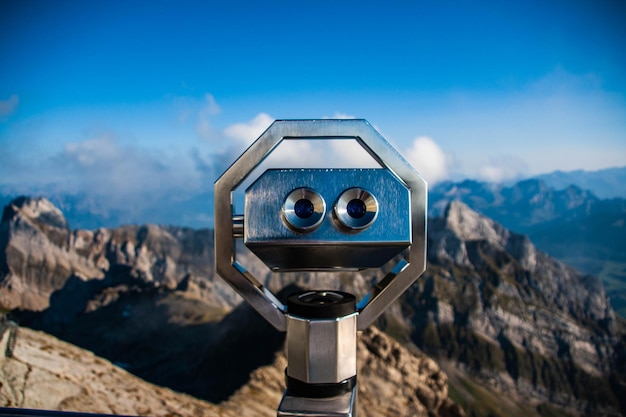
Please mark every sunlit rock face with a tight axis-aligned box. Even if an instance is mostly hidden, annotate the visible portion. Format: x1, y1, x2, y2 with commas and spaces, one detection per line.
0, 197, 464, 417
0, 197, 104, 311
1, 196, 624, 417
407, 201, 623, 416
0, 196, 240, 313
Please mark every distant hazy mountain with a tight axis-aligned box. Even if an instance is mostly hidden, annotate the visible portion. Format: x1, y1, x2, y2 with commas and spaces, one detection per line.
532, 166, 626, 199
0, 189, 215, 230
2, 196, 624, 417
2, 166, 623, 230
429, 179, 626, 260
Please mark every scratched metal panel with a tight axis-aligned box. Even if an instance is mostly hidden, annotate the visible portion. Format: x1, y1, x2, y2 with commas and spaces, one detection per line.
244, 168, 410, 270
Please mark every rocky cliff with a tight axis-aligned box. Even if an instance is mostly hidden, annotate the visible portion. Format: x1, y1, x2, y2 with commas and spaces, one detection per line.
0, 197, 463, 417
429, 179, 626, 317
0, 322, 462, 417
394, 201, 625, 416
0, 196, 241, 313
2, 196, 624, 416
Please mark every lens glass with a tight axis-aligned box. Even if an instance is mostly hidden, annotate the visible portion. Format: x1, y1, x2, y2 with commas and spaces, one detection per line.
298, 291, 344, 305
346, 199, 366, 219
294, 199, 314, 218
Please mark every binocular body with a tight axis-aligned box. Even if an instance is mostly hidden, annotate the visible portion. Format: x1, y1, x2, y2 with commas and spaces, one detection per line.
245, 168, 411, 271
214, 119, 427, 417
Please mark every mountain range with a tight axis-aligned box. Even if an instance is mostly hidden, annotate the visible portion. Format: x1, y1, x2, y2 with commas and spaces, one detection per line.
2, 166, 624, 230
533, 166, 626, 199
0, 196, 462, 417
429, 178, 626, 317
1, 196, 624, 417
3, 168, 624, 317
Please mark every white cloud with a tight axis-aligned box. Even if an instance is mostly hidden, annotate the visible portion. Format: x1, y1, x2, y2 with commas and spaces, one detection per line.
404, 136, 449, 184
260, 139, 376, 169
264, 140, 322, 167
196, 116, 213, 140
195, 93, 221, 140
172, 93, 221, 140
0, 94, 19, 119
223, 113, 274, 145
202, 93, 221, 115
59, 135, 198, 199
64, 136, 121, 166
477, 154, 528, 183
330, 140, 378, 167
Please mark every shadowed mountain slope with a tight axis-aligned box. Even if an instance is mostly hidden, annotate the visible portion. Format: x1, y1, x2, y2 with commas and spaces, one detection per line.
385, 201, 625, 417
1, 196, 624, 416
0, 197, 463, 417
429, 179, 626, 317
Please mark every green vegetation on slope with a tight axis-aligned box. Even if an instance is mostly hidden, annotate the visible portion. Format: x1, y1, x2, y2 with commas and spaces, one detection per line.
563, 258, 626, 318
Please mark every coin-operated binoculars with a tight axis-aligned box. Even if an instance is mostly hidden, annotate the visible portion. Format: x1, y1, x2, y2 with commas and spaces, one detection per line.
214, 119, 427, 417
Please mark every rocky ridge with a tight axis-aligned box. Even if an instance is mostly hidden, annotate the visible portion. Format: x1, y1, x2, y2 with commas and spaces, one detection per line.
0, 197, 463, 417
0, 326, 236, 416
2, 196, 624, 416
0, 196, 241, 313
428, 178, 626, 317
398, 200, 624, 416
0, 323, 462, 417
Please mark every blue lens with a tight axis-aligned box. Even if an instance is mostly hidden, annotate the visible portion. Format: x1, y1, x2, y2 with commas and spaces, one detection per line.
346, 199, 367, 219
294, 199, 314, 218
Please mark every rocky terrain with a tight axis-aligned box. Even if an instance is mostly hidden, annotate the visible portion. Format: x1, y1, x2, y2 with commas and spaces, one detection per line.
0, 196, 463, 417
0, 196, 624, 416
429, 178, 626, 316
392, 201, 625, 416
0, 319, 461, 417
0, 325, 236, 416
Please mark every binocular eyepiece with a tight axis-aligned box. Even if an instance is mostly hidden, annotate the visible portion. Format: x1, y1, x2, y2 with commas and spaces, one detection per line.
333, 187, 378, 231
283, 187, 378, 233
283, 188, 326, 232
244, 168, 411, 272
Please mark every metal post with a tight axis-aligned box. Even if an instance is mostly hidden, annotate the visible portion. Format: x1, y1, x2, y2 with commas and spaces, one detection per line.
278, 291, 358, 417
213, 119, 427, 416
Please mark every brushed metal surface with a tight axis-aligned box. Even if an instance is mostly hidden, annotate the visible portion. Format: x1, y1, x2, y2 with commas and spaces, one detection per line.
214, 118, 427, 331
245, 169, 410, 270
286, 313, 357, 384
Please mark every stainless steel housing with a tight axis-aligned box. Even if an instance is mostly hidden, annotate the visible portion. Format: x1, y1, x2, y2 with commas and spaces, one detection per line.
286, 312, 357, 384
244, 169, 410, 271
214, 119, 427, 332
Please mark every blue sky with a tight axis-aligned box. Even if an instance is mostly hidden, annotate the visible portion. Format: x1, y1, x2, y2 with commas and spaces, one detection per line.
1, 0, 625, 225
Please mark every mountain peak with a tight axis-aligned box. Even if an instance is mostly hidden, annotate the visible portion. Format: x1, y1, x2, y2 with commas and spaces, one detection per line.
430, 201, 538, 271
2, 196, 68, 230
443, 200, 508, 247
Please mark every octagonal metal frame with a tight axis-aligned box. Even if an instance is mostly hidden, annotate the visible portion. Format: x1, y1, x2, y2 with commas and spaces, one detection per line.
214, 119, 427, 331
